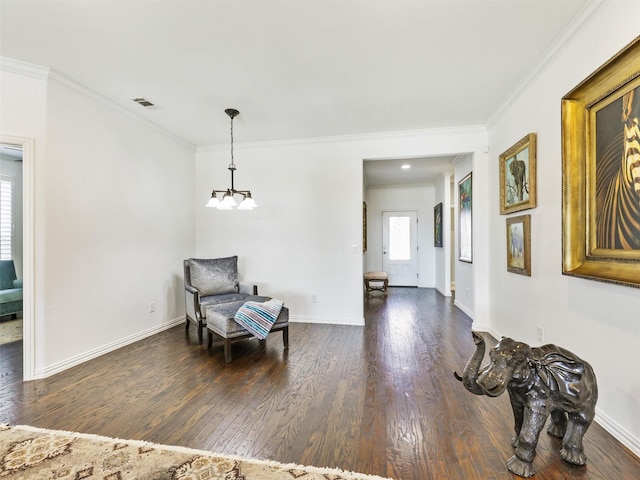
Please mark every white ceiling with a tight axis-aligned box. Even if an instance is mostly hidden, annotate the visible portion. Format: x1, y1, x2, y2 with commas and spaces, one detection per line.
1, 0, 591, 185
364, 155, 459, 187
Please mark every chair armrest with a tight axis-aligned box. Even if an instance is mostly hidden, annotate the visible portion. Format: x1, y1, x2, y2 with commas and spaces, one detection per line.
13, 279, 23, 289
184, 285, 200, 321
239, 282, 258, 295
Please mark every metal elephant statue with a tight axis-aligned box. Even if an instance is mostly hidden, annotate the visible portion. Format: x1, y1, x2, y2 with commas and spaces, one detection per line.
454, 332, 598, 477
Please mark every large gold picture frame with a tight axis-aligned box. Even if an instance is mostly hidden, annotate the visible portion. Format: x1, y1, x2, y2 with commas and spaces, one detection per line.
499, 133, 537, 214
562, 36, 640, 288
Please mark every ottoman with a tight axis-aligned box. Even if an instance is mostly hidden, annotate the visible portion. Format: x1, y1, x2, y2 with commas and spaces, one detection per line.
205, 295, 289, 363
364, 271, 389, 294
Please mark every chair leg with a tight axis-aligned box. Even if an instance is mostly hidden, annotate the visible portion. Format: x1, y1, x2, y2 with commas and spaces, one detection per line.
283, 326, 289, 349
207, 330, 213, 349
225, 338, 232, 363
185, 319, 190, 332
197, 323, 203, 344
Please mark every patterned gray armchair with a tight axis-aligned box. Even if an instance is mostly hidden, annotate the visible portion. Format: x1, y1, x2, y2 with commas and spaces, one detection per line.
184, 256, 258, 343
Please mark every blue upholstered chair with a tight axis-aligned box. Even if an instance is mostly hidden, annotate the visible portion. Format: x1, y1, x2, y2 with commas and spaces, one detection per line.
183, 256, 257, 343
0, 260, 23, 318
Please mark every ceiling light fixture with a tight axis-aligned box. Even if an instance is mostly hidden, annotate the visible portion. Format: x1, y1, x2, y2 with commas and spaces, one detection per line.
206, 108, 257, 210
401, 164, 411, 169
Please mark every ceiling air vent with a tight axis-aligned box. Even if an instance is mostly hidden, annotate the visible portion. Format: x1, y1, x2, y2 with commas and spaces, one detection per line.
132, 97, 156, 108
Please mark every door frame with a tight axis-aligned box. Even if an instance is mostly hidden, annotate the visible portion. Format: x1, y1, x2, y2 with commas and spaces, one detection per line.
1, 135, 35, 381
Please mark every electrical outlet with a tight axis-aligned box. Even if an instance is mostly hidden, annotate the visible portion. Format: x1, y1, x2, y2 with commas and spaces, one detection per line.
311, 294, 317, 304
149, 301, 156, 313
537, 327, 544, 343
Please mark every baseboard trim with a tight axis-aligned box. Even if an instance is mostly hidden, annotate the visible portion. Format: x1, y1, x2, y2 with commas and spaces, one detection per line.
595, 408, 640, 458
33, 316, 185, 379
435, 286, 452, 297
289, 315, 365, 326
454, 300, 474, 320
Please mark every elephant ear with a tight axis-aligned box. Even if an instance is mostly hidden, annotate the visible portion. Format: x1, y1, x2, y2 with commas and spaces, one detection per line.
530, 346, 586, 402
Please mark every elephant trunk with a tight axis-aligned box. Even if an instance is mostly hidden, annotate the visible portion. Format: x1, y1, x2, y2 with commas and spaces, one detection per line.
454, 331, 487, 395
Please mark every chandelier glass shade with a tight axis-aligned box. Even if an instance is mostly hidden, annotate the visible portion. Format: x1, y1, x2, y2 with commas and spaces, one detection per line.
206, 108, 257, 210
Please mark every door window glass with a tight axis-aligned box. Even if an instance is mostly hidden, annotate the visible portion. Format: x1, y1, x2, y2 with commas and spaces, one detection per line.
389, 216, 410, 260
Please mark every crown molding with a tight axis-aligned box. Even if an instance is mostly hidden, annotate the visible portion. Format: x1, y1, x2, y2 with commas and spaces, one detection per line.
46, 69, 195, 150
0, 57, 50, 79
2, 56, 195, 151
486, 0, 610, 128
197, 124, 487, 154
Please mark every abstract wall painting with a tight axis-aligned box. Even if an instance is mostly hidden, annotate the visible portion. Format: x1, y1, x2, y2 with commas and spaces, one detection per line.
458, 173, 472, 263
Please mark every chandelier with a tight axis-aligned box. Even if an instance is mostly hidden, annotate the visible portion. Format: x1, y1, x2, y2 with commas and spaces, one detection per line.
206, 108, 257, 210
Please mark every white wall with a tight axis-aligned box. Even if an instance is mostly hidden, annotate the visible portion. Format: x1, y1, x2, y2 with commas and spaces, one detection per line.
487, 0, 640, 455
433, 173, 452, 296
365, 184, 435, 287
1, 60, 196, 378
453, 155, 475, 319
196, 126, 488, 326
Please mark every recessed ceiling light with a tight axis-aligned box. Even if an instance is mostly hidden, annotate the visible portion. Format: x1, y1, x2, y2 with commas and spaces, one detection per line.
401, 164, 411, 169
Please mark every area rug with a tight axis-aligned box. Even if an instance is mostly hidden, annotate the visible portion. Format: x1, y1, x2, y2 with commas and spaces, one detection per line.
0, 319, 21, 346
0, 424, 393, 480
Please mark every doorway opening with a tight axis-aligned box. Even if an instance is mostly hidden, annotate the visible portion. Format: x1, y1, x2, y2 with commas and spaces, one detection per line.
0, 143, 24, 378
0, 136, 34, 381
382, 211, 418, 286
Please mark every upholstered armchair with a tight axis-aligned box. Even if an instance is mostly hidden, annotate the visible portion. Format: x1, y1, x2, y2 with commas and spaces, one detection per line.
183, 256, 257, 343
0, 260, 23, 318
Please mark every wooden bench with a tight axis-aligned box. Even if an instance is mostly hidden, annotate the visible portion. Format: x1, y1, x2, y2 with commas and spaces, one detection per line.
364, 271, 389, 294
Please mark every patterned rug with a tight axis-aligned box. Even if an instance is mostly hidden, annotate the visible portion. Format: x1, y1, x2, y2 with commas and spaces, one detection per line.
0, 319, 22, 346
0, 425, 393, 480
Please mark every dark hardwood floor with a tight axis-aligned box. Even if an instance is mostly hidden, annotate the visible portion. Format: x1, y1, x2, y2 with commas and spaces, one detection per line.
1, 288, 639, 479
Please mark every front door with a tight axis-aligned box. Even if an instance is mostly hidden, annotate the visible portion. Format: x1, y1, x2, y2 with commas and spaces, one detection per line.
382, 211, 418, 286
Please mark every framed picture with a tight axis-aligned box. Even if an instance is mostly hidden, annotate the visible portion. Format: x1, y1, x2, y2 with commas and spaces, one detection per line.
363, 202, 367, 253
562, 36, 640, 288
434, 202, 443, 247
506, 215, 531, 276
458, 173, 472, 263
499, 133, 537, 214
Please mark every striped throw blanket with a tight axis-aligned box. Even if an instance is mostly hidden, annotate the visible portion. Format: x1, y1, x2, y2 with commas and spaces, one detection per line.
234, 299, 284, 340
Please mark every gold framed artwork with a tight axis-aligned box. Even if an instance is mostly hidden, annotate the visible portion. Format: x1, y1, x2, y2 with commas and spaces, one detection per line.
562, 36, 640, 288
506, 215, 531, 276
499, 133, 537, 214
458, 173, 472, 263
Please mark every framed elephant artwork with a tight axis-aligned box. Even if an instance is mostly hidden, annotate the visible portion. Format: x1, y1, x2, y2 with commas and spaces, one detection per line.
562, 36, 640, 288
506, 214, 531, 276
499, 133, 537, 214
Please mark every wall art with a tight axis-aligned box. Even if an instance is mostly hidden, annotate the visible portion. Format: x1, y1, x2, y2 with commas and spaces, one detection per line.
506, 215, 531, 276
562, 36, 640, 288
458, 173, 472, 263
499, 133, 537, 214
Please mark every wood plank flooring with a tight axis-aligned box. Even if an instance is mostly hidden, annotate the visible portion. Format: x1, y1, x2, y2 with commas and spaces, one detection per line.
1, 288, 639, 479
